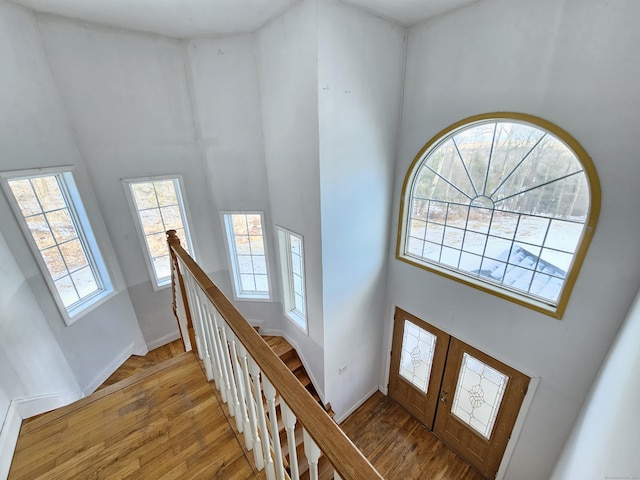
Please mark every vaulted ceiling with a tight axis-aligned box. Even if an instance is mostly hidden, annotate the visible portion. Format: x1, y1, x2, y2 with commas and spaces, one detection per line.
10, 0, 483, 37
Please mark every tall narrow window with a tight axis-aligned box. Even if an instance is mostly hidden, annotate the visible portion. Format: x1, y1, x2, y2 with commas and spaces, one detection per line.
2, 169, 113, 324
223, 212, 270, 300
398, 113, 600, 318
123, 176, 194, 289
277, 227, 307, 331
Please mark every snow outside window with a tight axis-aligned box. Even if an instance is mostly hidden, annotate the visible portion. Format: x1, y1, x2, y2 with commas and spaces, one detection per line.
397, 113, 600, 318
277, 227, 307, 332
2, 168, 114, 324
223, 212, 271, 300
123, 176, 194, 290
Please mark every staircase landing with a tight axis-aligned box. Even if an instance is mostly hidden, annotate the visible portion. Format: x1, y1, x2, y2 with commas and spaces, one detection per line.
9, 353, 263, 480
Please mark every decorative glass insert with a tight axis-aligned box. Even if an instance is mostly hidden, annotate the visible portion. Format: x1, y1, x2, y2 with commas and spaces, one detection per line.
398, 320, 437, 393
451, 353, 509, 439
125, 177, 193, 288
398, 114, 601, 317
3, 170, 113, 323
277, 227, 307, 331
223, 213, 270, 299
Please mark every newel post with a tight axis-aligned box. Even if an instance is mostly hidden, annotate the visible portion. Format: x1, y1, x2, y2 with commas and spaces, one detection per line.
167, 230, 196, 352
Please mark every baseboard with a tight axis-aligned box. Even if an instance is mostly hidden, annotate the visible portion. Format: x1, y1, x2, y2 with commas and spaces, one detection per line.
146, 331, 181, 351
14, 391, 84, 420
83, 342, 135, 395
334, 386, 380, 424
0, 402, 22, 480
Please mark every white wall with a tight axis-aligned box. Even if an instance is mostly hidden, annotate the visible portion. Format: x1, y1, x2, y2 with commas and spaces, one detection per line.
317, 0, 405, 417
0, 1, 147, 394
387, 0, 640, 478
256, 0, 326, 392
36, 15, 223, 347
0, 229, 79, 401
186, 34, 285, 329
551, 286, 640, 479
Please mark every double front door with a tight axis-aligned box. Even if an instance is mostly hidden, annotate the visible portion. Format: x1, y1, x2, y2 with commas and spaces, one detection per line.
389, 307, 530, 480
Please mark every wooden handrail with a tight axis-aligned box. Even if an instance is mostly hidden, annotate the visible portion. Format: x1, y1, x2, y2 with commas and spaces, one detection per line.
167, 230, 383, 480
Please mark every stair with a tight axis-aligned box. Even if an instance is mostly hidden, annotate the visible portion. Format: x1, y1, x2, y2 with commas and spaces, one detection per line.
261, 334, 336, 479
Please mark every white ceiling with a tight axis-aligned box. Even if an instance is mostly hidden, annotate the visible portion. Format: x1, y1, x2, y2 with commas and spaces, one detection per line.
342, 0, 482, 26
10, 0, 483, 38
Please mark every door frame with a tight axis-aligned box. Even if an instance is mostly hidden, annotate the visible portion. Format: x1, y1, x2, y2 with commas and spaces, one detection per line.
382, 305, 540, 480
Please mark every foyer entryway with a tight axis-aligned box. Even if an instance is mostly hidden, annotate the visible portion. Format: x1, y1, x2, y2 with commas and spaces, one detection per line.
388, 308, 530, 479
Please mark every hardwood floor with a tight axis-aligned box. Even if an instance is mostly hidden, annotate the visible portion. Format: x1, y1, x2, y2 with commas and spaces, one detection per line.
98, 338, 185, 390
11, 337, 486, 480
340, 392, 485, 480
9, 353, 263, 480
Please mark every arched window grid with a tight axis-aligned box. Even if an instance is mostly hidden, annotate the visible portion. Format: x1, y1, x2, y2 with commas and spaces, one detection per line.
397, 113, 601, 319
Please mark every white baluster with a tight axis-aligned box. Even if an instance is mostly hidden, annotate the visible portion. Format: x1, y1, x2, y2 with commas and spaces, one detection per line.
192, 284, 214, 382
334, 473, 343, 480
237, 342, 264, 470
281, 402, 300, 480
184, 272, 212, 379
303, 429, 321, 480
201, 299, 226, 402
209, 307, 234, 410
182, 268, 204, 361
228, 330, 252, 449
263, 376, 285, 480
249, 357, 276, 480
221, 324, 243, 431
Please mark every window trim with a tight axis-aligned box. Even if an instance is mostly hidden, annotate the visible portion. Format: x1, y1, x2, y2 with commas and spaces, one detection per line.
221, 211, 272, 302
277, 226, 308, 333
122, 174, 196, 292
1, 166, 116, 325
396, 112, 601, 319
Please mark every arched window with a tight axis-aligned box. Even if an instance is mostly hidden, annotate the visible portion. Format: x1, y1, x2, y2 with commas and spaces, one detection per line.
397, 113, 600, 318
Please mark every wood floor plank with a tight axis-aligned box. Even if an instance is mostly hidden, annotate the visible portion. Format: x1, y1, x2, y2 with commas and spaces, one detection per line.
8, 354, 258, 480
340, 392, 486, 480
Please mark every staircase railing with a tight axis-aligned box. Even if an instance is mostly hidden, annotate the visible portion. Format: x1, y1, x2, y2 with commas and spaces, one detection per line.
167, 230, 383, 480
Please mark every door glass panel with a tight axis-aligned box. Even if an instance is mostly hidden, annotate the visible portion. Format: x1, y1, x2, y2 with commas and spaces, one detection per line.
399, 320, 437, 393
450, 353, 509, 439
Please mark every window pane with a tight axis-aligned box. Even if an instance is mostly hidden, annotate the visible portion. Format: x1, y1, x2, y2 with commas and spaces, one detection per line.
72, 266, 98, 298
238, 255, 254, 274
249, 237, 265, 255
160, 206, 183, 231
59, 239, 88, 272
31, 176, 65, 211
46, 209, 77, 244
55, 275, 79, 307
254, 274, 269, 292
154, 180, 178, 206
6, 171, 111, 320
451, 353, 509, 439
233, 215, 248, 235
225, 213, 270, 298
253, 256, 267, 274
400, 117, 595, 311
153, 255, 171, 281
399, 320, 437, 393
139, 209, 164, 235
240, 274, 256, 291
26, 215, 56, 249
131, 183, 158, 210
126, 178, 193, 287
246, 215, 262, 235
9, 179, 41, 216
41, 246, 68, 279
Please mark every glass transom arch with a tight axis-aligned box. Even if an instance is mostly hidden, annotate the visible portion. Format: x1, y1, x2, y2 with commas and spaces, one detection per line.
398, 113, 600, 318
